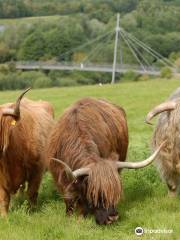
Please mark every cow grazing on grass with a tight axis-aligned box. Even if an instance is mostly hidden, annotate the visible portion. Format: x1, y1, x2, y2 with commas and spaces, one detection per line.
47, 97, 164, 225
21, 98, 54, 118
0, 88, 54, 216
146, 88, 180, 197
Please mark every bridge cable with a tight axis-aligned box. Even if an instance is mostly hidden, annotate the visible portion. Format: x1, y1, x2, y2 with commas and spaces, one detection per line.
120, 29, 152, 69
120, 30, 146, 71
58, 30, 114, 61
122, 29, 176, 69
82, 31, 114, 63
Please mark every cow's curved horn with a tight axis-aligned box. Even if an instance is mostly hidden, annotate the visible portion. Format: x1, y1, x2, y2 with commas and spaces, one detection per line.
145, 101, 176, 125
14, 88, 31, 117
52, 158, 75, 181
116, 141, 166, 169
72, 168, 90, 178
2, 88, 31, 118
52, 158, 90, 179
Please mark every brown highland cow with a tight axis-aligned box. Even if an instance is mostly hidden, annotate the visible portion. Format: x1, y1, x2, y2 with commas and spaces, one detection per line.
0, 88, 54, 216
146, 88, 180, 197
47, 97, 164, 225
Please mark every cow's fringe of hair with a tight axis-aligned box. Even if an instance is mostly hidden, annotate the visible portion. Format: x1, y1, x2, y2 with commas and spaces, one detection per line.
86, 161, 121, 209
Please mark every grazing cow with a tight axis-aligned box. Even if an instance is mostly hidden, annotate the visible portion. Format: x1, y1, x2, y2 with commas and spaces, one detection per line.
146, 88, 180, 197
21, 98, 54, 118
0, 88, 54, 216
47, 97, 164, 225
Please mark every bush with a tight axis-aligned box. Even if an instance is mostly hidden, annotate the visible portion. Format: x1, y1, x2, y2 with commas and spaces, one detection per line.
56, 78, 79, 87
0, 73, 20, 90
0, 69, 102, 90
33, 76, 52, 88
138, 74, 150, 81
0, 71, 53, 90
18, 71, 48, 88
8, 62, 16, 72
0, 43, 13, 63
0, 64, 9, 74
122, 70, 139, 81
160, 67, 172, 79
77, 77, 95, 85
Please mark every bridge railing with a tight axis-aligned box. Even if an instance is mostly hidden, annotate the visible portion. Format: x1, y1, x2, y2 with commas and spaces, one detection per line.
16, 61, 161, 72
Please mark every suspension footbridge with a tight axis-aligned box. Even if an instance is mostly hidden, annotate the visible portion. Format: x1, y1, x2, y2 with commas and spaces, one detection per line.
16, 62, 161, 76
16, 14, 177, 83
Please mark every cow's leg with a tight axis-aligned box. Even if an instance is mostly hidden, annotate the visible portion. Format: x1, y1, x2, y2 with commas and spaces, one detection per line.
27, 166, 43, 208
0, 187, 10, 217
166, 177, 177, 197
160, 165, 177, 197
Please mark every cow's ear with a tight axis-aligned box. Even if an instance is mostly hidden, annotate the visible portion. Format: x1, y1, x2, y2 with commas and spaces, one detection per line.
10, 119, 17, 127
1, 115, 17, 128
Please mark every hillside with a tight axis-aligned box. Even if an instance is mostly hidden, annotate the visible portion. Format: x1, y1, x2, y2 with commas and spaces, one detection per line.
0, 0, 179, 62
0, 0, 179, 89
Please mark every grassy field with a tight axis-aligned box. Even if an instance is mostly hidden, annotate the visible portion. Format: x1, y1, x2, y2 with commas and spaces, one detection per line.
0, 79, 180, 240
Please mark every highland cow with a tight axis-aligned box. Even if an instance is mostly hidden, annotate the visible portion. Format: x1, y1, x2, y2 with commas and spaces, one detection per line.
146, 88, 180, 196
0, 88, 54, 216
47, 97, 164, 224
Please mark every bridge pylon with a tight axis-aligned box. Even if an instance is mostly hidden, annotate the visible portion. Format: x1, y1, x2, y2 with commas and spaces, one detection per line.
111, 13, 121, 84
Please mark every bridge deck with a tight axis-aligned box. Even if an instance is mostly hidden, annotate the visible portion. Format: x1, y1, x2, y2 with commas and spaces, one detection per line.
16, 62, 161, 76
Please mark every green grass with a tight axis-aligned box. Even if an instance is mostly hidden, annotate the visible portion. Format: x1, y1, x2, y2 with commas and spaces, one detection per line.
0, 79, 180, 240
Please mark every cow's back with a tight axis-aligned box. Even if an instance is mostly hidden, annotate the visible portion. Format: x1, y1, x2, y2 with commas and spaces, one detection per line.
47, 98, 128, 170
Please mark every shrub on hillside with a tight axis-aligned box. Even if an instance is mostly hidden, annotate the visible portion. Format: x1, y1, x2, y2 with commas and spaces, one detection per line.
77, 77, 96, 85
122, 70, 139, 81
19, 71, 51, 88
56, 78, 79, 87
33, 76, 52, 88
160, 67, 172, 79
0, 43, 13, 63
0, 71, 53, 90
138, 74, 150, 81
0, 73, 20, 90
0, 64, 9, 74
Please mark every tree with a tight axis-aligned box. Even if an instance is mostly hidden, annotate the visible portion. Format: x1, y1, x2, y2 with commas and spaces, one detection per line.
0, 42, 13, 63
18, 31, 46, 60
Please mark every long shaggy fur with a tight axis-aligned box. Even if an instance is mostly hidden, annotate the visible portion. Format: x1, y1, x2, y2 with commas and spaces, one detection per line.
0, 97, 54, 215
152, 88, 180, 191
47, 97, 128, 210
87, 160, 122, 208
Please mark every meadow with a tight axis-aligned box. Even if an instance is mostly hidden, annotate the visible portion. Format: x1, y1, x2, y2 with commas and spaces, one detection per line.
0, 78, 179, 240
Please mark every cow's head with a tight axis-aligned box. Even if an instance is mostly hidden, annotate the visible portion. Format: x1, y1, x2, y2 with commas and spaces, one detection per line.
52, 142, 165, 225
0, 88, 31, 154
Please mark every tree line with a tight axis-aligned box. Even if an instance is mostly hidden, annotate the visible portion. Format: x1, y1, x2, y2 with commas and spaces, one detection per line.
0, 0, 179, 90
